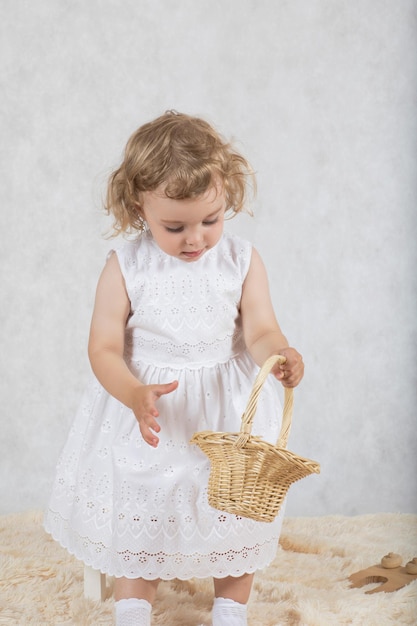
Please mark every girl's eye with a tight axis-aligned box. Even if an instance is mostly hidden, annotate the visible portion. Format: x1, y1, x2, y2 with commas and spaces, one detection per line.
165, 218, 218, 233
165, 226, 184, 233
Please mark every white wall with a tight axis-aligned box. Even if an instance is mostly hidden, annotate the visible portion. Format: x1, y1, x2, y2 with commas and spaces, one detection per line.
1, 0, 416, 517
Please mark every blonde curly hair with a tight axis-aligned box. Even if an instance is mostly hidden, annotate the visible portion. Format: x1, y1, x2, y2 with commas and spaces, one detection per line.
105, 111, 255, 235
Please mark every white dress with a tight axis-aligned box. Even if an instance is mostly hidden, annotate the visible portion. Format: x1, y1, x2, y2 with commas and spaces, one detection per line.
44, 231, 284, 580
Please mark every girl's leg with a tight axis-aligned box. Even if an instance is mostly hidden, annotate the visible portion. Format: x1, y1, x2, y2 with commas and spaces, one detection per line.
114, 577, 159, 626
212, 573, 254, 626
213, 572, 254, 603
114, 576, 160, 603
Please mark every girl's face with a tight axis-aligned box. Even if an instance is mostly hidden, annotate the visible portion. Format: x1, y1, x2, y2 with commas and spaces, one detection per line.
141, 186, 226, 262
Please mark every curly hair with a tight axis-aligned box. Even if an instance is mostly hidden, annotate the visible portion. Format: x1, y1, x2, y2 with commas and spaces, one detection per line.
105, 111, 255, 235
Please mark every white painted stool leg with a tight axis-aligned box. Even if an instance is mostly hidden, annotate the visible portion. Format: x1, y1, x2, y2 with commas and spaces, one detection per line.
84, 564, 107, 601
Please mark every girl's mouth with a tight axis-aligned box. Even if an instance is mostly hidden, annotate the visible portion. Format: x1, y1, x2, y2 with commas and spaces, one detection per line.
182, 249, 205, 260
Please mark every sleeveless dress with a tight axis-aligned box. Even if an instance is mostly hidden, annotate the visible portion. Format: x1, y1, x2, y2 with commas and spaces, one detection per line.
44, 231, 284, 580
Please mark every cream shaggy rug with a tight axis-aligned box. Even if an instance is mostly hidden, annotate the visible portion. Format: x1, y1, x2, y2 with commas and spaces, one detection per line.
0, 511, 416, 625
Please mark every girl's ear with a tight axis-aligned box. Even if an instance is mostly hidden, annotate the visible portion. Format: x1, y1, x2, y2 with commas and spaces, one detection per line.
133, 201, 147, 231
134, 200, 145, 218
135, 200, 145, 220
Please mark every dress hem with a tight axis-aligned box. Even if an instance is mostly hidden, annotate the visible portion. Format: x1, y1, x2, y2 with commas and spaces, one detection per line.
43, 513, 280, 581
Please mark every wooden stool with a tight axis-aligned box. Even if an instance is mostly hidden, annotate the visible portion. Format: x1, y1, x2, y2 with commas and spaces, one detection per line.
84, 565, 107, 601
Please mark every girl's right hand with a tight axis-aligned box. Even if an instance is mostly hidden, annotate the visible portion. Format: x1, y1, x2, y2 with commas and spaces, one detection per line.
131, 380, 178, 447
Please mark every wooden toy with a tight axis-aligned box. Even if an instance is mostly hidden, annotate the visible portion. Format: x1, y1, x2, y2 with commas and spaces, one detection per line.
349, 553, 417, 594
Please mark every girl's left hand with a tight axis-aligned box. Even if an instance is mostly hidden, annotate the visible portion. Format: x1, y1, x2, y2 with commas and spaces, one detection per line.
273, 347, 304, 388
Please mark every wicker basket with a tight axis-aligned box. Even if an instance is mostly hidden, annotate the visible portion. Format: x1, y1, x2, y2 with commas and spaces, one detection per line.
190, 354, 320, 522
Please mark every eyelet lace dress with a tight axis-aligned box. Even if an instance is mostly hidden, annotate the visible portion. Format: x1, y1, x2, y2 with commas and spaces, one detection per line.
44, 231, 284, 580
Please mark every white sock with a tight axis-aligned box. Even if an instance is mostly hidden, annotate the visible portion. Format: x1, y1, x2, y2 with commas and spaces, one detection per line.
115, 598, 152, 626
212, 597, 247, 626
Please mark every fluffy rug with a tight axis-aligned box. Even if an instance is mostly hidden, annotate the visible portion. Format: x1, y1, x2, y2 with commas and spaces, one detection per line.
0, 511, 416, 625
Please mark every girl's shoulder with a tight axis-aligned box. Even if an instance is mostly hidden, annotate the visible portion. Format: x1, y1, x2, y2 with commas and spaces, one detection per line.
220, 231, 252, 255
217, 231, 253, 279
110, 232, 153, 280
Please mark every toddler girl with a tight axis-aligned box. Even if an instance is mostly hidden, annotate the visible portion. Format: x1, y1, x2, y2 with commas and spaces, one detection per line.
45, 111, 304, 626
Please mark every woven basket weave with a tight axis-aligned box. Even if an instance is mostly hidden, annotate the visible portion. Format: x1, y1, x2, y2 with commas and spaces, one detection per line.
190, 354, 320, 522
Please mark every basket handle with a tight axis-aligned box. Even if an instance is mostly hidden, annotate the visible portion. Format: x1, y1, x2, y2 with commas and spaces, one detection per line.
235, 354, 294, 449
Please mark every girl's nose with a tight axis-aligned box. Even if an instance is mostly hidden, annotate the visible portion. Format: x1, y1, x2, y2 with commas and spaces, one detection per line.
185, 227, 203, 246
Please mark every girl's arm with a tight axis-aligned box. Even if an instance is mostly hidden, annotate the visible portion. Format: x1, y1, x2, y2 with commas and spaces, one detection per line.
88, 252, 177, 446
240, 247, 304, 387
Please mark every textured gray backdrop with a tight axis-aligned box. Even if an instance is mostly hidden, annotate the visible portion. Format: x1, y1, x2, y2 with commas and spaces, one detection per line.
1, 0, 416, 516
